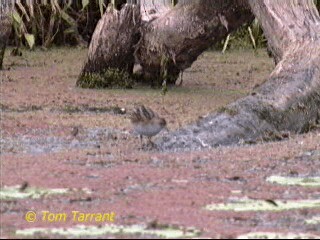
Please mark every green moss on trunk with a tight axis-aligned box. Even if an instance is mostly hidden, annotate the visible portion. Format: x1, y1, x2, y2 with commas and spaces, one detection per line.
77, 68, 134, 89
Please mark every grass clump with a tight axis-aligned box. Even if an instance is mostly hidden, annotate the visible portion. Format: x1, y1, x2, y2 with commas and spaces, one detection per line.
62, 105, 82, 113
217, 106, 239, 116
78, 68, 134, 89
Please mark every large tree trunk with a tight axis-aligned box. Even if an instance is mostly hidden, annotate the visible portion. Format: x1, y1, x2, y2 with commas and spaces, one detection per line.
77, 4, 141, 87
78, 0, 254, 86
160, 0, 320, 151
135, 0, 253, 85
78, 0, 319, 151
0, 3, 12, 70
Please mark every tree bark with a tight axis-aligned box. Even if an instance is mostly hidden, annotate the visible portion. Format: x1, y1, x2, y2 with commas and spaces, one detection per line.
77, 4, 141, 86
135, 0, 253, 85
0, 14, 12, 70
78, 0, 320, 151
159, 0, 320, 151
79, 0, 254, 86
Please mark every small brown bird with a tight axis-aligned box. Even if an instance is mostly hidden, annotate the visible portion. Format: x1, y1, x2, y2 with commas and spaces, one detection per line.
130, 105, 167, 146
71, 126, 79, 137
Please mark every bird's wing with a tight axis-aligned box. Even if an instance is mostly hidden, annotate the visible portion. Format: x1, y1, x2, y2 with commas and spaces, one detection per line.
138, 105, 155, 120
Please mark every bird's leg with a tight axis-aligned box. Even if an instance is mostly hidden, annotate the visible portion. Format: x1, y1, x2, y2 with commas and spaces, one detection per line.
147, 137, 157, 148
178, 71, 184, 86
139, 135, 143, 146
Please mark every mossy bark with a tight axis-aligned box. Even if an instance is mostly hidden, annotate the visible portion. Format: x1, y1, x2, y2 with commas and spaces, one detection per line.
78, 0, 253, 87
77, 4, 141, 87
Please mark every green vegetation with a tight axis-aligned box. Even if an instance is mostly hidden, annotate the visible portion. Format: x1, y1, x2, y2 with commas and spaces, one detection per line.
205, 198, 320, 212
218, 1, 320, 51
0, 185, 69, 200
219, 19, 267, 52
236, 232, 320, 239
16, 224, 201, 238
0, 185, 92, 200
267, 175, 320, 187
62, 105, 82, 113
78, 68, 134, 89
217, 106, 239, 116
3, 1, 320, 50
4, 0, 111, 48
306, 216, 320, 225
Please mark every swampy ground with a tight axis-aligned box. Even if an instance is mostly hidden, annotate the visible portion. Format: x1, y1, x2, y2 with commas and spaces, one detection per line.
1, 47, 319, 238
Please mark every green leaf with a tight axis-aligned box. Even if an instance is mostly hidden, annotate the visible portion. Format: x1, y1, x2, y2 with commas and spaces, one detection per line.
82, 0, 89, 9
60, 10, 76, 27
64, 27, 75, 34
12, 10, 23, 25
99, 0, 104, 17
24, 33, 35, 49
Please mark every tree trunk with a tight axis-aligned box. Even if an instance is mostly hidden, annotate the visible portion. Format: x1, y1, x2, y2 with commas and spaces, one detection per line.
0, 11, 11, 70
77, 4, 141, 87
78, 0, 319, 151
78, 0, 254, 86
135, 0, 253, 85
160, 0, 320, 151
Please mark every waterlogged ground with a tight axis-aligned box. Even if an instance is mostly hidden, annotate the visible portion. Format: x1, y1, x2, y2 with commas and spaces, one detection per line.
1, 47, 320, 239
